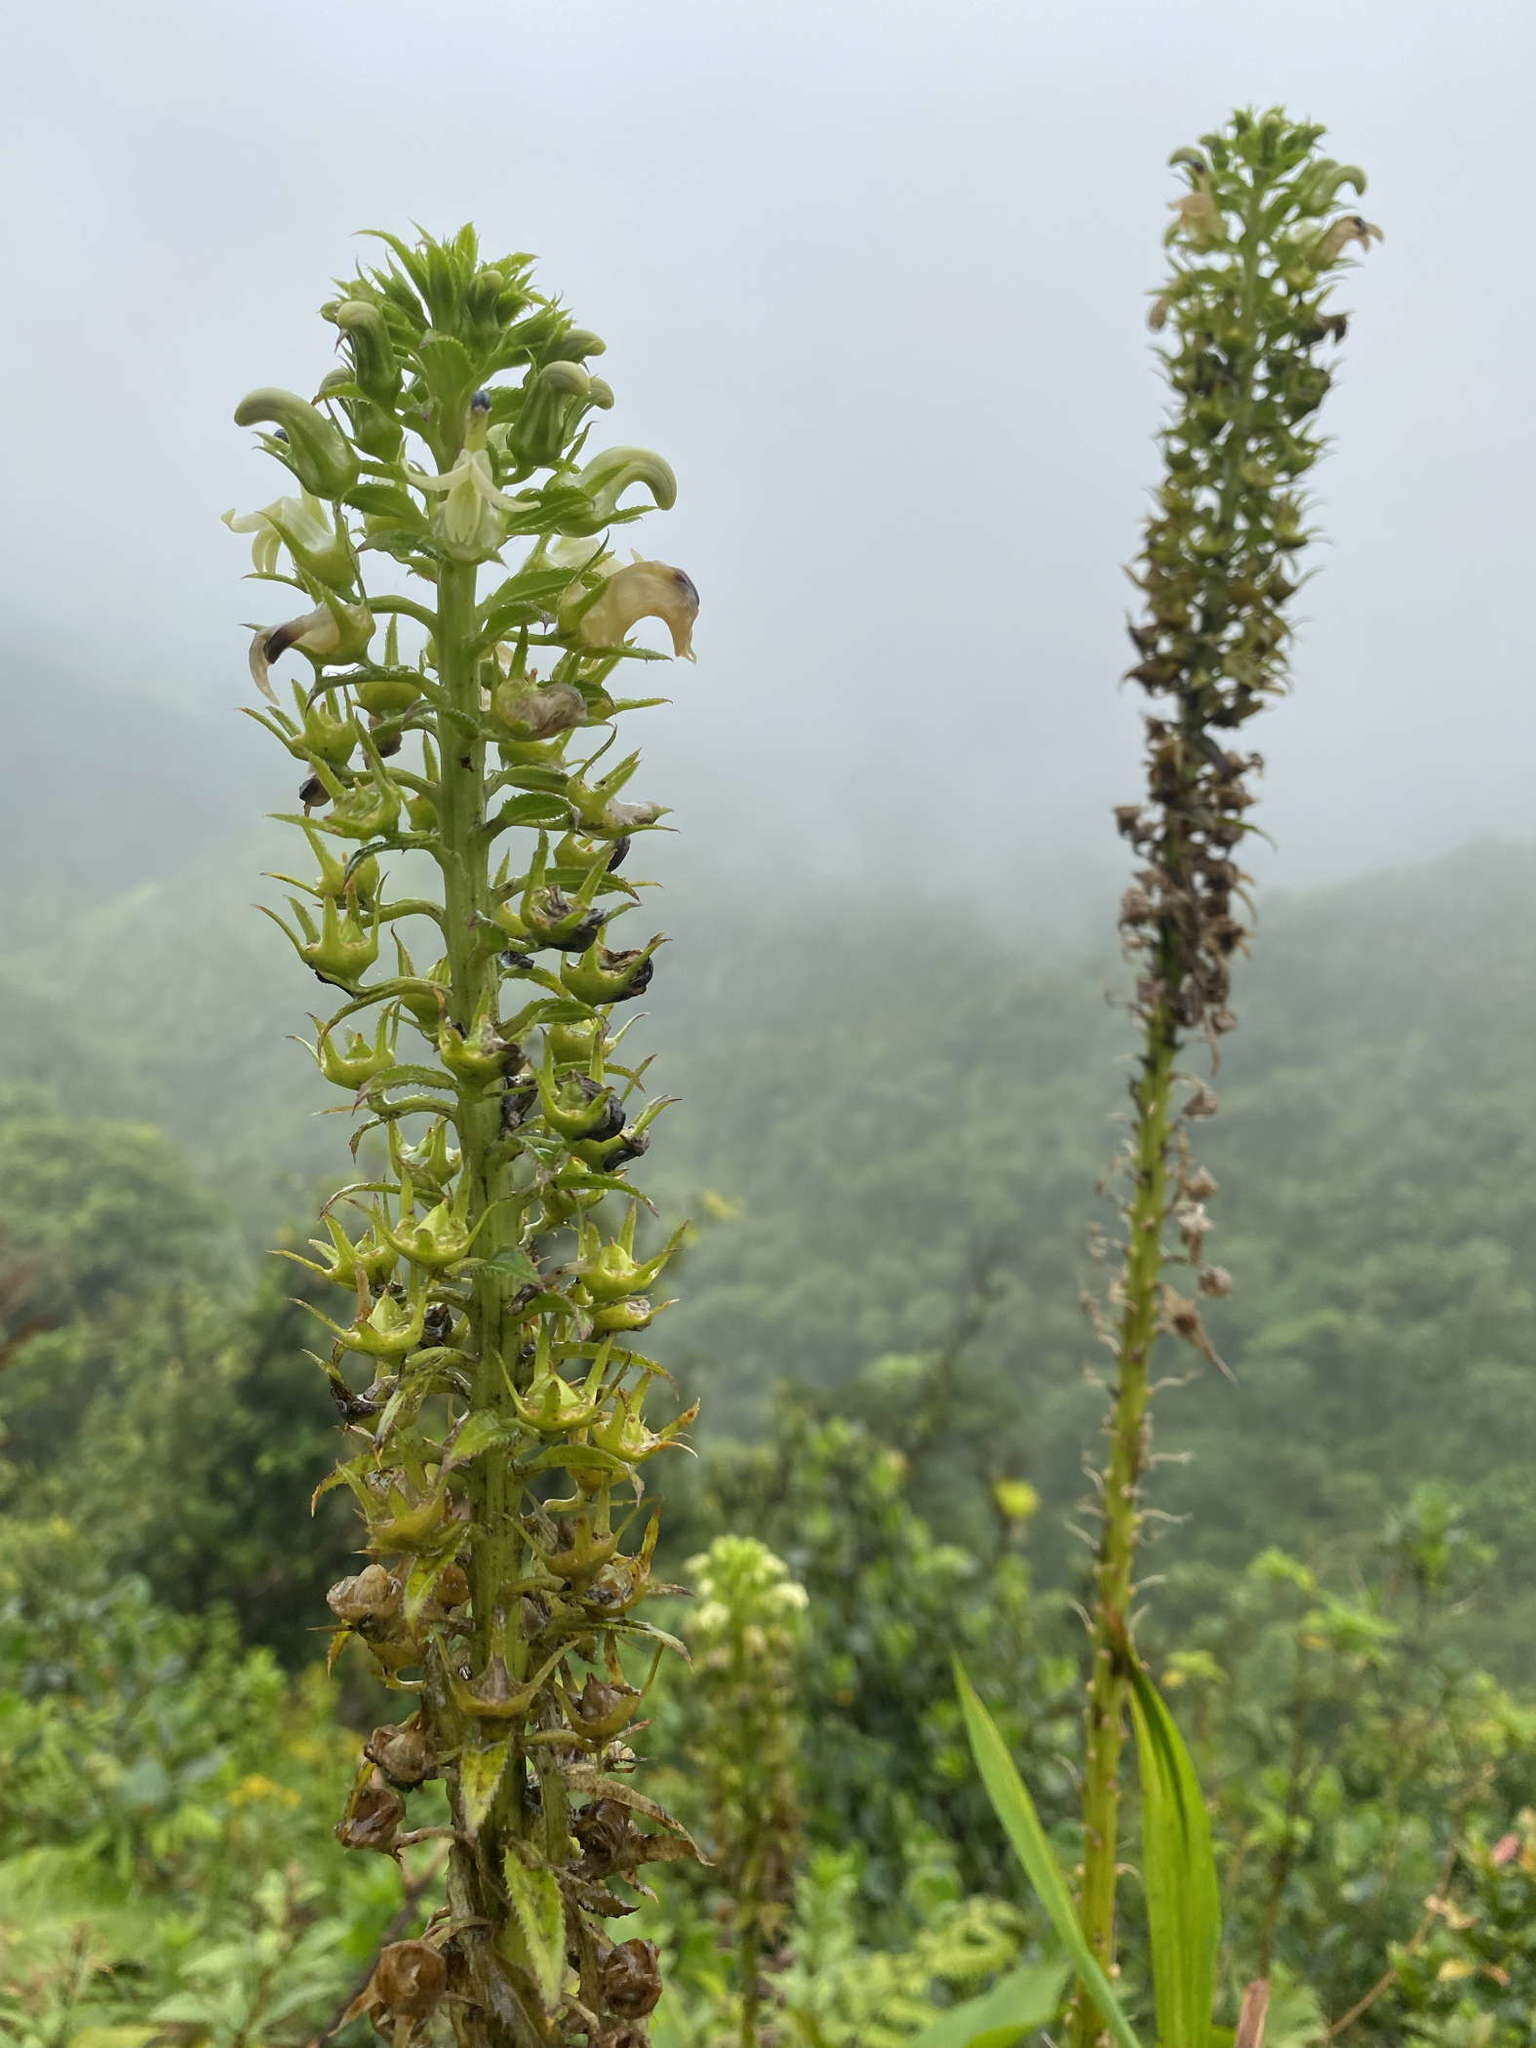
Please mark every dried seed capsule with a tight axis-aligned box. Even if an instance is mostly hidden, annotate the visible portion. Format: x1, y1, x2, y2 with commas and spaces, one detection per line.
575, 1797, 637, 1874
601, 1938, 663, 2018
327, 1563, 402, 1629
372, 1941, 447, 2020
336, 1772, 404, 1853
365, 1719, 435, 1787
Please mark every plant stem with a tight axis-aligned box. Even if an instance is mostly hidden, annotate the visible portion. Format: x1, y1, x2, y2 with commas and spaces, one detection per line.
1072, 1000, 1180, 2041
434, 553, 537, 2039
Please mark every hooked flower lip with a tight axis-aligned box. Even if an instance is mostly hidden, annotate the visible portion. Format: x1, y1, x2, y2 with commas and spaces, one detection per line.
572, 558, 700, 661
246, 600, 372, 701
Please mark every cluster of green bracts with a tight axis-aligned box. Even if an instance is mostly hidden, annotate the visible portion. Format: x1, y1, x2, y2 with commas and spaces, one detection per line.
229, 225, 701, 2048
1071, 113, 1379, 2047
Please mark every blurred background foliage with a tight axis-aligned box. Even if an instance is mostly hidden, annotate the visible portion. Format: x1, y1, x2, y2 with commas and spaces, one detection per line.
1, 811, 1532, 2042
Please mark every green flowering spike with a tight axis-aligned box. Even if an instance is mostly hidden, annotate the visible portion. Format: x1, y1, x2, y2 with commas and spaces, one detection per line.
230, 223, 702, 2047
687, 1537, 808, 2047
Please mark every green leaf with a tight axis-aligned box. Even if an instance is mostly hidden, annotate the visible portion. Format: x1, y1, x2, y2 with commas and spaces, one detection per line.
954, 1662, 1143, 2048
71, 2031, 169, 2048
1126, 1657, 1221, 2048
461, 1245, 540, 1284
491, 792, 576, 832
346, 482, 422, 520
906, 1959, 1070, 2048
358, 1062, 456, 1095
499, 1848, 567, 2010
459, 1737, 513, 1838
479, 565, 585, 640
446, 1409, 524, 1466
519, 1441, 633, 1478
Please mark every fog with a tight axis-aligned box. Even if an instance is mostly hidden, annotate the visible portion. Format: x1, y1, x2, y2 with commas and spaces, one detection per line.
5, 0, 1533, 915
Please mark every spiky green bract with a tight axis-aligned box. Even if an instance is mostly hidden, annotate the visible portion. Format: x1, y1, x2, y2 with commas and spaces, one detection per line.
229, 223, 701, 2048
1072, 110, 1377, 2048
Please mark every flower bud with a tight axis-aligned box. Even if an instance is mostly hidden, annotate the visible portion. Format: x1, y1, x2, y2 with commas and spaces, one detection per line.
559, 447, 677, 535
511, 360, 593, 466
334, 299, 402, 402
353, 666, 424, 718
234, 387, 359, 498
547, 327, 607, 363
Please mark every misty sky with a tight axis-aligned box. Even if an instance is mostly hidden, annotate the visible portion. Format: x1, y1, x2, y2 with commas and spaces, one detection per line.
5, 0, 1533, 905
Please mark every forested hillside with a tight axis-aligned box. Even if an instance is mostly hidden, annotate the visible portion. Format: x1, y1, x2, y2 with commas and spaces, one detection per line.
3, 834, 1530, 1660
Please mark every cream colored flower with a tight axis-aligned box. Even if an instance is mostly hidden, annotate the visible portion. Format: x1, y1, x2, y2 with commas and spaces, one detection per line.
223, 490, 352, 585
572, 558, 699, 661
407, 448, 523, 561
247, 601, 373, 701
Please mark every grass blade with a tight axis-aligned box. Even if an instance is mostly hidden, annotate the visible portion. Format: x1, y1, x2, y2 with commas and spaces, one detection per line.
954, 1661, 1143, 2048
1125, 1652, 1221, 2048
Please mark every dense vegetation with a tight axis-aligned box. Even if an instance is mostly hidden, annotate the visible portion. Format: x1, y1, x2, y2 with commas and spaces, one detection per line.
2, 832, 1532, 2043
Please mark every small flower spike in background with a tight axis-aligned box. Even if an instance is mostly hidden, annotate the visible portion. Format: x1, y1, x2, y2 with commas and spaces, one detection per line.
229, 224, 701, 2048
1068, 110, 1379, 2047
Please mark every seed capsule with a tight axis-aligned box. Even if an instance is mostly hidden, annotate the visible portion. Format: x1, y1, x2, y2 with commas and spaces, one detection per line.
373, 1941, 447, 2020
601, 1938, 663, 2018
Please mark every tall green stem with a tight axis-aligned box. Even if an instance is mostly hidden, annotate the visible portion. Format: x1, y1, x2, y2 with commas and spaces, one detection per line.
1066, 110, 1380, 2044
